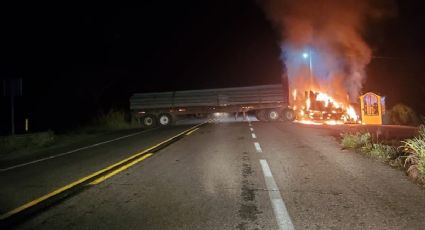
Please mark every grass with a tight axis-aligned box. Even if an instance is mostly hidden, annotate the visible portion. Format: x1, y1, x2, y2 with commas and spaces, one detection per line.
367, 143, 398, 160
340, 132, 372, 150
0, 110, 140, 158
341, 126, 425, 183
340, 131, 402, 164
401, 125, 425, 175
0, 130, 56, 155
79, 110, 140, 133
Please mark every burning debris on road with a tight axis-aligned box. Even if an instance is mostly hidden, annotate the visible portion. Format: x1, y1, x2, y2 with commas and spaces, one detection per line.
292, 89, 359, 125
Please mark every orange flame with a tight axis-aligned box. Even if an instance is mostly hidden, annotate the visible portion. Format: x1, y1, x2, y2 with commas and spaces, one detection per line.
292, 89, 359, 125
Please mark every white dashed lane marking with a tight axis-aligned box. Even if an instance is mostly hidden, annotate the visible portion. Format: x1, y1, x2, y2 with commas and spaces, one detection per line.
246, 119, 292, 229
260, 159, 294, 230
254, 142, 262, 153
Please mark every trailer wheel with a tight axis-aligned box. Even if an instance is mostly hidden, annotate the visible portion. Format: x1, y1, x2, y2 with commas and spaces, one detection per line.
141, 114, 157, 128
255, 110, 267, 121
266, 109, 281, 121
158, 113, 172, 126
283, 108, 295, 122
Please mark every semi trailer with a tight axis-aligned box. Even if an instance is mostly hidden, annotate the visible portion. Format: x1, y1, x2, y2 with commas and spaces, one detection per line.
130, 83, 294, 128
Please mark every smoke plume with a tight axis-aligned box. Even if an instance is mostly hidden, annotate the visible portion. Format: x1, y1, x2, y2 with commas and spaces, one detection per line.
259, 0, 396, 101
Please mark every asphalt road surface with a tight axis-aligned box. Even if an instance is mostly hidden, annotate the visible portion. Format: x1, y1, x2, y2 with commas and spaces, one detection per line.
1, 116, 425, 229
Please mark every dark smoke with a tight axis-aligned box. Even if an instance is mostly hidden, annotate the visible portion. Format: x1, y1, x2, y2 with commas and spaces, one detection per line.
259, 0, 396, 101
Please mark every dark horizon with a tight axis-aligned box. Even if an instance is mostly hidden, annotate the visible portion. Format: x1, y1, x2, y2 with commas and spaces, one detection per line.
1, 0, 425, 134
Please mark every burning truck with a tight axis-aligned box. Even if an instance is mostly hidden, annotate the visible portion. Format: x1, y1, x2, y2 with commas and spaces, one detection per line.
129, 76, 361, 127
292, 89, 359, 125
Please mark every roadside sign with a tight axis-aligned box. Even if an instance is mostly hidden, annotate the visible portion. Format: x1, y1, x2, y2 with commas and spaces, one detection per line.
3, 78, 22, 96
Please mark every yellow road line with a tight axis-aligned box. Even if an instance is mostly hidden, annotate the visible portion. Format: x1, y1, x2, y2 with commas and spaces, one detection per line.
0, 168, 102, 220
90, 153, 153, 185
185, 128, 199, 136
0, 121, 209, 220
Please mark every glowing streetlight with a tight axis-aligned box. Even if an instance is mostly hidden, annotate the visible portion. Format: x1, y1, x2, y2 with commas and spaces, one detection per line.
302, 50, 313, 81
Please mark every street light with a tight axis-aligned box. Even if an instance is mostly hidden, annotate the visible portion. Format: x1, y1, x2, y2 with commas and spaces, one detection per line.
302, 50, 313, 81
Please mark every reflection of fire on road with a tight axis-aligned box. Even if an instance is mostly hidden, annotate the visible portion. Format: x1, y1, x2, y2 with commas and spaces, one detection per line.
292, 89, 359, 125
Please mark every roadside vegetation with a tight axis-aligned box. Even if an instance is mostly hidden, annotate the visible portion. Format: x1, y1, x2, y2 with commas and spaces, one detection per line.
79, 110, 140, 133
401, 126, 425, 179
383, 103, 420, 126
0, 110, 140, 158
0, 130, 56, 155
340, 125, 425, 185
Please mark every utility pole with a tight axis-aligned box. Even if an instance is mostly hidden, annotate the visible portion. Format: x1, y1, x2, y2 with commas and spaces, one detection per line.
10, 93, 15, 135
302, 49, 313, 87
3, 78, 22, 135
309, 49, 313, 86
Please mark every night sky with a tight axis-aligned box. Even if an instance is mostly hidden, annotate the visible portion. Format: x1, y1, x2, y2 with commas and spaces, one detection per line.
1, 1, 425, 134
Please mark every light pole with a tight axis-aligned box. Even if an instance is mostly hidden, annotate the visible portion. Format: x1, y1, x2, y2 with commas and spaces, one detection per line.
302, 50, 313, 85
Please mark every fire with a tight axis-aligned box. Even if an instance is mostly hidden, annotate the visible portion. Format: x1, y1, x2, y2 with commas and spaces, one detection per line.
346, 106, 358, 121
324, 120, 344, 125
292, 89, 359, 125
295, 120, 323, 125
315, 92, 342, 108
306, 97, 311, 111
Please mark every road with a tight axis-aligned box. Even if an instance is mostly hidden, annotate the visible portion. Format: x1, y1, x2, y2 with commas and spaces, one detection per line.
1, 117, 425, 229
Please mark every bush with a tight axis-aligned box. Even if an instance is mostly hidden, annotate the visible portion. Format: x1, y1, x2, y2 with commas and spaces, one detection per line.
0, 136, 20, 154
0, 131, 56, 155
82, 110, 138, 132
401, 125, 425, 175
341, 132, 372, 150
390, 104, 419, 126
30, 130, 56, 147
367, 143, 398, 160
341, 132, 401, 162
341, 127, 425, 183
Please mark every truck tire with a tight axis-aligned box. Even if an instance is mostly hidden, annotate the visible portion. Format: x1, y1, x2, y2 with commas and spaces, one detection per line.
158, 113, 172, 126
255, 110, 267, 121
282, 108, 295, 122
141, 114, 157, 128
266, 109, 281, 121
